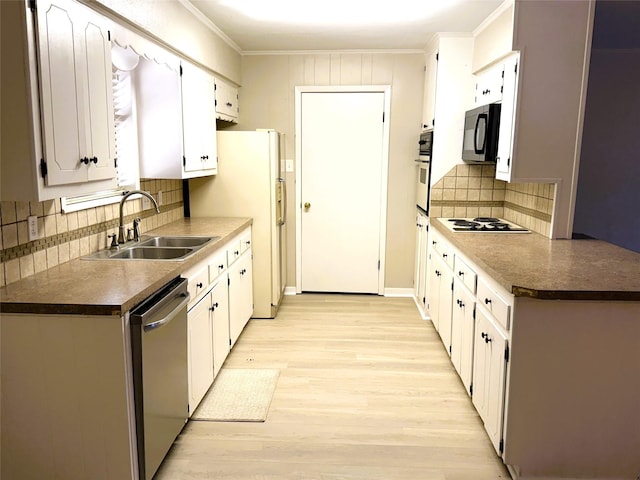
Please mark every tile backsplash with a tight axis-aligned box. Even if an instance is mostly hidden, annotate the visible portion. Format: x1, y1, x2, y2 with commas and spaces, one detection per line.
0, 179, 184, 287
430, 164, 554, 236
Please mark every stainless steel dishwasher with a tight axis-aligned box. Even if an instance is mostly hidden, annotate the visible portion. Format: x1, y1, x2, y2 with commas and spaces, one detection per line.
130, 276, 190, 480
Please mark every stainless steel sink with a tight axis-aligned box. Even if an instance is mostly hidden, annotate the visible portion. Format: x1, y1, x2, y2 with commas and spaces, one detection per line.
81, 235, 219, 261
137, 236, 213, 248
109, 246, 195, 260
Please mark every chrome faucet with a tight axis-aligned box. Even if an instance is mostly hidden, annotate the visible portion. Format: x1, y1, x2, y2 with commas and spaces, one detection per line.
118, 190, 160, 244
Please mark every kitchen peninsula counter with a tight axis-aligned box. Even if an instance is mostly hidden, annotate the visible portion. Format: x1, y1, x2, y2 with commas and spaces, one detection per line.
430, 218, 640, 301
0, 217, 252, 316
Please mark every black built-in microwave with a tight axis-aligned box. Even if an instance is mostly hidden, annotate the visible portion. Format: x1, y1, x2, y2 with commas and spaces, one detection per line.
462, 103, 501, 162
418, 127, 433, 162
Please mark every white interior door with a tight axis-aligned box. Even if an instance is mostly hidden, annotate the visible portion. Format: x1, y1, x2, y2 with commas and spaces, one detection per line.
300, 91, 386, 293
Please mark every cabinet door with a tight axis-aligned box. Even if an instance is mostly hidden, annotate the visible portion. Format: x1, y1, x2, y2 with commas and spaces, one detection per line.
472, 306, 508, 454
475, 64, 504, 106
421, 49, 438, 129
228, 250, 253, 347
496, 54, 520, 181
187, 293, 214, 416
451, 282, 475, 394
437, 255, 454, 354
210, 278, 230, 378
427, 250, 441, 331
215, 78, 239, 120
36, 0, 115, 186
181, 63, 217, 175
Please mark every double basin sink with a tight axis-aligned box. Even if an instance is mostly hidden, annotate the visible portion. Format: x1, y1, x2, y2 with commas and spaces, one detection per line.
82, 235, 218, 261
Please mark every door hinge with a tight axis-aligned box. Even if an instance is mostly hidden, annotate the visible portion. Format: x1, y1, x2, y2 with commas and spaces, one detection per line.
449, 345, 452, 354
473, 307, 476, 320
114, 157, 118, 169
436, 52, 439, 61
507, 157, 511, 167
183, 156, 186, 167
382, 112, 385, 123
432, 118, 435, 126
422, 296, 425, 304
501, 86, 503, 94
227, 277, 231, 286
515, 63, 518, 74
505, 345, 510, 362
179, 65, 183, 76
469, 383, 473, 396
215, 99, 218, 107
40, 159, 47, 178
451, 281, 454, 291
229, 338, 232, 346
28, 0, 36, 11
378, 260, 380, 270
108, 30, 111, 42
499, 438, 504, 454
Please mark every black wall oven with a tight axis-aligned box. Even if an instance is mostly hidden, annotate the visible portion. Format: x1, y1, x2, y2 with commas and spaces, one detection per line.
462, 103, 501, 162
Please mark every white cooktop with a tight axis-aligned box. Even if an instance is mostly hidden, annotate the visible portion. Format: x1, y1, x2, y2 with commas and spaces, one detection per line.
437, 217, 530, 233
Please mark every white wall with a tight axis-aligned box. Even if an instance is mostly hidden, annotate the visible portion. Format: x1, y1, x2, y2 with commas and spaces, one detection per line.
235, 53, 425, 289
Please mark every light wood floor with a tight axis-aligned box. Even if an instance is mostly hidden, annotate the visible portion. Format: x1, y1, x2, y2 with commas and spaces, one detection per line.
155, 294, 511, 480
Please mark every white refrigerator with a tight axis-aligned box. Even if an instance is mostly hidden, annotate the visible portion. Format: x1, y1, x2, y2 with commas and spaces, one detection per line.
189, 130, 287, 318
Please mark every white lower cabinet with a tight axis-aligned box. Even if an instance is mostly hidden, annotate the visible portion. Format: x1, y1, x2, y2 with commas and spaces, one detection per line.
472, 305, 508, 454
425, 227, 512, 457
228, 248, 254, 347
414, 212, 429, 316
187, 291, 215, 414
451, 281, 475, 395
185, 227, 253, 415
210, 279, 230, 377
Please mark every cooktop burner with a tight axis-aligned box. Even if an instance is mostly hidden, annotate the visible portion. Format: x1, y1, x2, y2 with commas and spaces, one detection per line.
438, 217, 530, 233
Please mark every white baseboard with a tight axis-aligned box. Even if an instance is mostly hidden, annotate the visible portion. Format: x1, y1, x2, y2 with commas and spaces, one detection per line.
284, 286, 297, 295
383, 288, 414, 297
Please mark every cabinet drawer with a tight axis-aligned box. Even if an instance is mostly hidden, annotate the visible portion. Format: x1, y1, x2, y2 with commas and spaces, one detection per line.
477, 277, 511, 331
454, 256, 477, 294
431, 236, 454, 269
240, 229, 252, 253
208, 249, 227, 283
184, 264, 209, 308
227, 239, 242, 266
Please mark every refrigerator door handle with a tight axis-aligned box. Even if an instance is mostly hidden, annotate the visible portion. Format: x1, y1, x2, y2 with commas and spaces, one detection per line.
278, 177, 287, 226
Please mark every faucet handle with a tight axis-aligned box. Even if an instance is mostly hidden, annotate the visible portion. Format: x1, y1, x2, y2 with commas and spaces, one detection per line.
127, 228, 134, 242
133, 217, 142, 241
107, 234, 119, 249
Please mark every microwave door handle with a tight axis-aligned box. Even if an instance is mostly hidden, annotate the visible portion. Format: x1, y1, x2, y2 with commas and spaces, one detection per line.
474, 114, 488, 154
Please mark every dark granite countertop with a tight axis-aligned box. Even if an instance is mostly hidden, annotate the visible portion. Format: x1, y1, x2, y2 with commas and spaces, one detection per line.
0, 217, 252, 316
430, 219, 640, 301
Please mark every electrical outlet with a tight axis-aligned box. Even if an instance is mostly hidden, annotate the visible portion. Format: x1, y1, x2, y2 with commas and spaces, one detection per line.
285, 159, 294, 172
157, 191, 163, 206
28, 216, 39, 241
142, 196, 151, 210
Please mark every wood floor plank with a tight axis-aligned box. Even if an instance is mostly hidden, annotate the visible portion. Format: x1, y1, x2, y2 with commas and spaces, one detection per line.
155, 294, 510, 480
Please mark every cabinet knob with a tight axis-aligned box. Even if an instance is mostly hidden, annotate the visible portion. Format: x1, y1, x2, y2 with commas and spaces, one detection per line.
196, 282, 203, 288
219, 264, 224, 270
432, 240, 437, 245
457, 300, 465, 308
481, 332, 492, 343
210, 302, 219, 312
458, 271, 464, 276
80, 157, 89, 165
226, 102, 233, 107
484, 298, 492, 305
442, 253, 448, 258
304, 202, 311, 209
90, 156, 98, 164
234, 250, 239, 256
435, 270, 441, 277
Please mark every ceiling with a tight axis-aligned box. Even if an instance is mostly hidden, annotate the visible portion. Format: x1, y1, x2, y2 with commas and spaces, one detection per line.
187, 0, 505, 52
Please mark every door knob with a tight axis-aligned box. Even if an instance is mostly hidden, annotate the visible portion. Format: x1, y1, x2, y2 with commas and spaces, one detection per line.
304, 202, 311, 209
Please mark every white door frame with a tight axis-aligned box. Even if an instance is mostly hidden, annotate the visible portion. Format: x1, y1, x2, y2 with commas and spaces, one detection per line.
294, 85, 391, 294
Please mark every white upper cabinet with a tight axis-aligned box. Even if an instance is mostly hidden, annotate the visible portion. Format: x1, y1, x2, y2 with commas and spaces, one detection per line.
1, 0, 118, 201
36, 0, 116, 186
214, 77, 239, 123
496, 54, 519, 181
474, 62, 504, 106
182, 63, 218, 175
137, 59, 217, 179
420, 49, 438, 130
426, 35, 475, 185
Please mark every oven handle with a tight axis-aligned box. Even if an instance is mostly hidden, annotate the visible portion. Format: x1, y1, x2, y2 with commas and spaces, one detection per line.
278, 177, 287, 226
143, 292, 190, 332
474, 113, 488, 154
